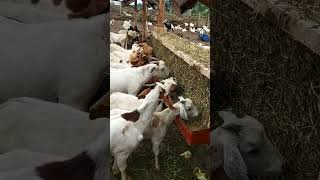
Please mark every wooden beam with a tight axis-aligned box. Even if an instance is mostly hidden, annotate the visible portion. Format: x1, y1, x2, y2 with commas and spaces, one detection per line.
134, 0, 137, 26
142, 0, 147, 41
157, 0, 165, 27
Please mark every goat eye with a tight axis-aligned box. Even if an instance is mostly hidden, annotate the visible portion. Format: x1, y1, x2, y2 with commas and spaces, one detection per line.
248, 148, 260, 154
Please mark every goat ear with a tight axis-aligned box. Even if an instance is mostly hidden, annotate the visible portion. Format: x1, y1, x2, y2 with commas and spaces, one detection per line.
223, 144, 249, 180
89, 93, 110, 120
179, 102, 188, 120
178, 96, 186, 103
156, 82, 165, 90
218, 110, 239, 123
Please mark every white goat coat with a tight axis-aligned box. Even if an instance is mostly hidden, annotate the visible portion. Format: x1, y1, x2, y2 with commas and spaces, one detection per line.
110, 64, 157, 95
0, 97, 106, 157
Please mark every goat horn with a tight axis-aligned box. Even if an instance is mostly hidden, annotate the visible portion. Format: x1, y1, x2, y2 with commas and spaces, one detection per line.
148, 57, 160, 62
144, 83, 156, 87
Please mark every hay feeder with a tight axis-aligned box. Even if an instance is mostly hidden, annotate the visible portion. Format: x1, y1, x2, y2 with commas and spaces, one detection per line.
149, 31, 210, 145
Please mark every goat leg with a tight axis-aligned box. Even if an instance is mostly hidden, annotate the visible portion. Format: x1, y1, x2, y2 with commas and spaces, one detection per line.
152, 139, 161, 171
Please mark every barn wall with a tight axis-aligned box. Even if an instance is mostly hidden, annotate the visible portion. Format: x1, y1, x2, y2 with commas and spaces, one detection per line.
212, 0, 320, 179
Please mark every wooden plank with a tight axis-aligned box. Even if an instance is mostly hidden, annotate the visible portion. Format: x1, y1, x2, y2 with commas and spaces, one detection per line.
157, 0, 165, 27
240, 0, 320, 56
134, 0, 137, 26
142, 0, 147, 41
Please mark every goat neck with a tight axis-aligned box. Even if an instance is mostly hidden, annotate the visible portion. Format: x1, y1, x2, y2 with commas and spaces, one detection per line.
133, 85, 162, 132
157, 102, 181, 125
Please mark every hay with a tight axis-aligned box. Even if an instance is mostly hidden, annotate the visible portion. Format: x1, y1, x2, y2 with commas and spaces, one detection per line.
149, 32, 210, 131
282, 0, 320, 23
156, 32, 210, 67
212, 0, 320, 179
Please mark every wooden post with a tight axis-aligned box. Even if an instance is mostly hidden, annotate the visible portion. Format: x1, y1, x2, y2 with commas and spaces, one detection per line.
134, 0, 137, 26
169, 0, 172, 21
157, 0, 165, 27
142, 0, 147, 41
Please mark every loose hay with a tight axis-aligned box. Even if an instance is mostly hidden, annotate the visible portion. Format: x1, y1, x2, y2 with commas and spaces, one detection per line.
149, 32, 210, 131
212, 0, 320, 179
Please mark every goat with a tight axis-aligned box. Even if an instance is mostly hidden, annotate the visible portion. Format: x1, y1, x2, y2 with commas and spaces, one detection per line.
0, 114, 108, 180
110, 83, 165, 180
110, 31, 138, 48
110, 64, 158, 95
203, 25, 210, 33
123, 11, 132, 17
0, 97, 107, 157
210, 110, 284, 180
31, 0, 108, 19
163, 19, 174, 32
122, 20, 131, 30
110, 77, 177, 111
111, 93, 199, 170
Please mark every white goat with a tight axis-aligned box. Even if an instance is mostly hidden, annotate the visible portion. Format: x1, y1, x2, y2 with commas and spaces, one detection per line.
123, 11, 132, 17
110, 93, 199, 170
210, 110, 284, 180
110, 32, 127, 48
110, 77, 177, 111
122, 20, 131, 30
0, 112, 108, 180
110, 19, 115, 25
203, 25, 210, 33
110, 31, 139, 48
110, 64, 158, 95
145, 97, 199, 170
0, 97, 106, 157
110, 83, 164, 180
110, 51, 130, 63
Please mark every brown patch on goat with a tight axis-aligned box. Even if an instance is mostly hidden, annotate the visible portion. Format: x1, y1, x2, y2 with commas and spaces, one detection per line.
121, 110, 140, 122
129, 43, 154, 67
145, 76, 160, 84
138, 87, 151, 99
151, 116, 163, 128
35, 152, 96, 180
89, 92, 110, 120
67, 0, 108, 19
160, 94, 176, 111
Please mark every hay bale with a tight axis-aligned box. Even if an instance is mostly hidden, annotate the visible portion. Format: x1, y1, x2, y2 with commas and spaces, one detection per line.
149, 31, 210, 131
212, 0, 320, 179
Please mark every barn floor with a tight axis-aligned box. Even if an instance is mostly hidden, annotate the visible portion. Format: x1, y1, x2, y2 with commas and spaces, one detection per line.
110, 18, 210, 47
110, 126, 210, 180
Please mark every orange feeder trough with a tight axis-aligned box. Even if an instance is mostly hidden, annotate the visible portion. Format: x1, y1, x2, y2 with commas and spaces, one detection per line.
174, 116, 210, 146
